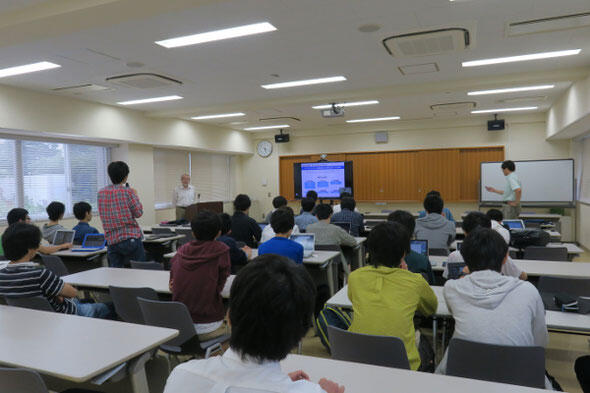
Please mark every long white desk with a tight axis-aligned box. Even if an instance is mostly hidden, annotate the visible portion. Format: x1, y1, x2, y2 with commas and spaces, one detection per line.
0, 305, 177, 392
281, 354, 548, 393
52, 248, 107, 258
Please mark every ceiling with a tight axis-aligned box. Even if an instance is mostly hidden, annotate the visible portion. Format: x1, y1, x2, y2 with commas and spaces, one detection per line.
0, 0, 589, 132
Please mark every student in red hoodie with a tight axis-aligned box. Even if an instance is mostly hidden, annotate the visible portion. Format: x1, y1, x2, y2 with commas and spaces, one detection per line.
170, 210, 231, 341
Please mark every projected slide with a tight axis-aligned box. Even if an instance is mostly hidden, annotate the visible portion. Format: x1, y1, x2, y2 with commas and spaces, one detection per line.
301, 162, 345, 198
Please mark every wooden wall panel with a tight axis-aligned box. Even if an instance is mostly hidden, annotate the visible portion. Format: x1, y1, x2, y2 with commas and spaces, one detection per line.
459, 147, 505, 201
417, 149, 461, 201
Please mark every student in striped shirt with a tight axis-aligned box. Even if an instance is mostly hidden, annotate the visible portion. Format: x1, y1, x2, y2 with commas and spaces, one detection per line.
0, 223, 114, 318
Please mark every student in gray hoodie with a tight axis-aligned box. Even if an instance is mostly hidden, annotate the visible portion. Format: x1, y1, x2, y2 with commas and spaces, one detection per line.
414, 194, 455, 253
436, 228, 550, 388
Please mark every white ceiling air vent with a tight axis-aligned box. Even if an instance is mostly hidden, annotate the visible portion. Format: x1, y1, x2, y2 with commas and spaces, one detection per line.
431, 102, 476, 117
398, 63, 439, 75
497, 96, 548, 104
105, 73, 182, 89
52, 84, 111, 95
508, 13, 590, 37
383, 28, 470, 57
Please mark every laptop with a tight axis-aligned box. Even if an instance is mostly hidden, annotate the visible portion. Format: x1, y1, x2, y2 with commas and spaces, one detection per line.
290, 234, 315, 258
447, 262, 466, 280
72, 233, 106, 252
52, 230, 75, 246
146, 227, 177, 240
502, 219, 526, 231
410, 239, 428, 256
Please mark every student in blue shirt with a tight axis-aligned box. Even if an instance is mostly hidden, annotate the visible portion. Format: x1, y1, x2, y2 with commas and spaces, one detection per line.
72, 201, 99, 245
418, 190, 454, 222
258, 207, 304, 264
295, 197, 318, 231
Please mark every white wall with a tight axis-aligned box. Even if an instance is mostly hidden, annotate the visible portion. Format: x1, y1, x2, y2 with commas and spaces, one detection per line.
547, 74, 590, 140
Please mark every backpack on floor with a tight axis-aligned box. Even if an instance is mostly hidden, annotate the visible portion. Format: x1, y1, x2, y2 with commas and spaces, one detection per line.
316, 306, 352, 353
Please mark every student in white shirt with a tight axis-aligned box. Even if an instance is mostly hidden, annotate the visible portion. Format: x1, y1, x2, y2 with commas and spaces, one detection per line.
164, 254, 345, 393
446, 212, 526, 280
173, 174, 196, 220
486, 209, 510, 244
261, 206, 300, 243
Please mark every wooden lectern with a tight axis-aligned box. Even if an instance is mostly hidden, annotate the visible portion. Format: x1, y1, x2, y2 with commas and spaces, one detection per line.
185, 201, 224, 222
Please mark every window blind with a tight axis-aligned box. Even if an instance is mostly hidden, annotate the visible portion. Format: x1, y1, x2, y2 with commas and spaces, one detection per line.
153, 149, 189, 209
190, 152, 234, 202
580, 136, 590, 203
0, 139, 17, 220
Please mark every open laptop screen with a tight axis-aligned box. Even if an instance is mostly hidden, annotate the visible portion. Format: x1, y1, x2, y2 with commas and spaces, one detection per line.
53, 230, 75, 245
290, 234, 315, 256
503, 220, 525, 230
83, 234, 106, 248
410, 240, 428, 256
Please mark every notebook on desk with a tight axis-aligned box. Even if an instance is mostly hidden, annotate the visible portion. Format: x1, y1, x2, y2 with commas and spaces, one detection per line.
290, 234, 315, 258
71, 233, 106, 252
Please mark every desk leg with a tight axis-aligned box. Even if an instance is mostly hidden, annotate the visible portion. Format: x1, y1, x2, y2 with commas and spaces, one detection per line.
326, 261, 335, 296
432, 317, 438, 363
129, 365, 150, 393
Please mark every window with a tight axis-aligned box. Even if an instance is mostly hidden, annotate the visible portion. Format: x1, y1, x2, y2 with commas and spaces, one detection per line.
579, 136, 590, 203
0, 136, 110, 221
153, 149, 190, 209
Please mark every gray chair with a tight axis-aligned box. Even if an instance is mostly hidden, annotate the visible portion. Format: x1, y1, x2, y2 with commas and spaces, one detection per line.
327, 326, 410, 369
40, 254, 69, 277
523, 246, 568, 261
538, 276, 590, 297
446, 338, 545, 388
109, 286, 158, 324
130, 260, 165, 270
175, 228, 194, 247
429, 248, 449, 256
5, 296, 54, 312
137, 298, 228, 359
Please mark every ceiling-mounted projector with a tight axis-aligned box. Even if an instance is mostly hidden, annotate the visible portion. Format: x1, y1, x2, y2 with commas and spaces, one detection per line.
321, 103, 345, 118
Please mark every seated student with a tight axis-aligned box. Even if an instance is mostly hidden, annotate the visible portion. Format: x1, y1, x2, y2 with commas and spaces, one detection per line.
218, 213, 250, 274
164, 254, 345, 393
230, 194, 262, 249
306, 204, 357, 247
170, 211, 231, 340
446, 212, 527, 280
332, 191, 360, 214
41, 201, 66, 242
418, 190, 455, 222
348, 222, 437, 371
436, 228, 549, 388
264, 195, 288, 224
295, 197, 319, 231
261, 207, 301, 243
414, 194, 456, 253
259, 208, 304, 264
0, 223, 113, 318
72, 201, 99, 245
2, 208, 71, 255
388, 210, 435, 284
299, 190, 319, 215
486, 208, 510, 245
331, 197, 364, 237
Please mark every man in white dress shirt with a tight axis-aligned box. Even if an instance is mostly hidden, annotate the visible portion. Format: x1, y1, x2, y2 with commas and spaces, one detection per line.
173, 174, 196, 220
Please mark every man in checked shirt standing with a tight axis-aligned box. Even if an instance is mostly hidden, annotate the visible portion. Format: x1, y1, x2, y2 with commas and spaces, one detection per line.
98, 161, 146, 268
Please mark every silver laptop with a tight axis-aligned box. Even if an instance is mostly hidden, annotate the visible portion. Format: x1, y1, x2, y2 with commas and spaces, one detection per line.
290, 234, 315, 258
502, 219, 526, 231
52, 230, 75, 245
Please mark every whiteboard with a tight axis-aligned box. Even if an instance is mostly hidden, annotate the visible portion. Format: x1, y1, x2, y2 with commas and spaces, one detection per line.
480, 159, 574, 204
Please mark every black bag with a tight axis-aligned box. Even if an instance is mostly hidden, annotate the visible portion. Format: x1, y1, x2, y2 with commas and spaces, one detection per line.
510, 229, 550, 249
575, 356, 590, 393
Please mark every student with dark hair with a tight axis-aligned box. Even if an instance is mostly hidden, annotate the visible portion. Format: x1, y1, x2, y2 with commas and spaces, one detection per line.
306, 190, 318, 203
417, 190, 455, 222
446, 212, 526, 280
485, 160, 522, 219
72, 201, 99, 245
170, 211, 231, 341
0, 223, 113, 318
230, 194, 261, 248
414, 194, 455, 253
98, 161, 145, 268
436, 228, 549, 387
259, 208, 304, 264
388, 210, 434, 284
332, 191, 360, 214
331, 197, 364, 236
306, 204, 357, 247
217, 213, 250, 273
264, 195, 288, 224
41, 201, 66, 242
261, 206, 301, 242
295, 197, 319, 231
348, 222, 437, 370
164, 255, 345, 393
486, 208, 510, 244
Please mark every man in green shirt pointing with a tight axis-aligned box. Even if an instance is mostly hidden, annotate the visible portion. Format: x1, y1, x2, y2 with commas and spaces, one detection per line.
485, 160, 522, 219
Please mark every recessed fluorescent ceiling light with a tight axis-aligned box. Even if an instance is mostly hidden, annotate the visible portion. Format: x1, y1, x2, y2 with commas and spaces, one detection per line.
155, 22, 277, 48
243, 124, 290, 130
346, 116, 400, 123
117, 95, 183, 105
471, 106, 538, 114
312, 100, 379, 109
462, 49, 581, 67
468, 85, 555, 96
0, 61, 60, 78
261, 76, 346, 89
191, 112, 245, 120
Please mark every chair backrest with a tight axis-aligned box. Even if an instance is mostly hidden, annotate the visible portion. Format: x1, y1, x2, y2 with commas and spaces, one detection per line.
0, 367, 48, 393
137, 297, 196, 347
40, 254, 69, 277
109, 286, 158, 324
5, 296, 54, 312
538, 276, 590, 297
523, 246, 568, 261
446, 338, 545, 388
328, 326, 410, 369
130, 260, 165, 270
429, 248, 449, 256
